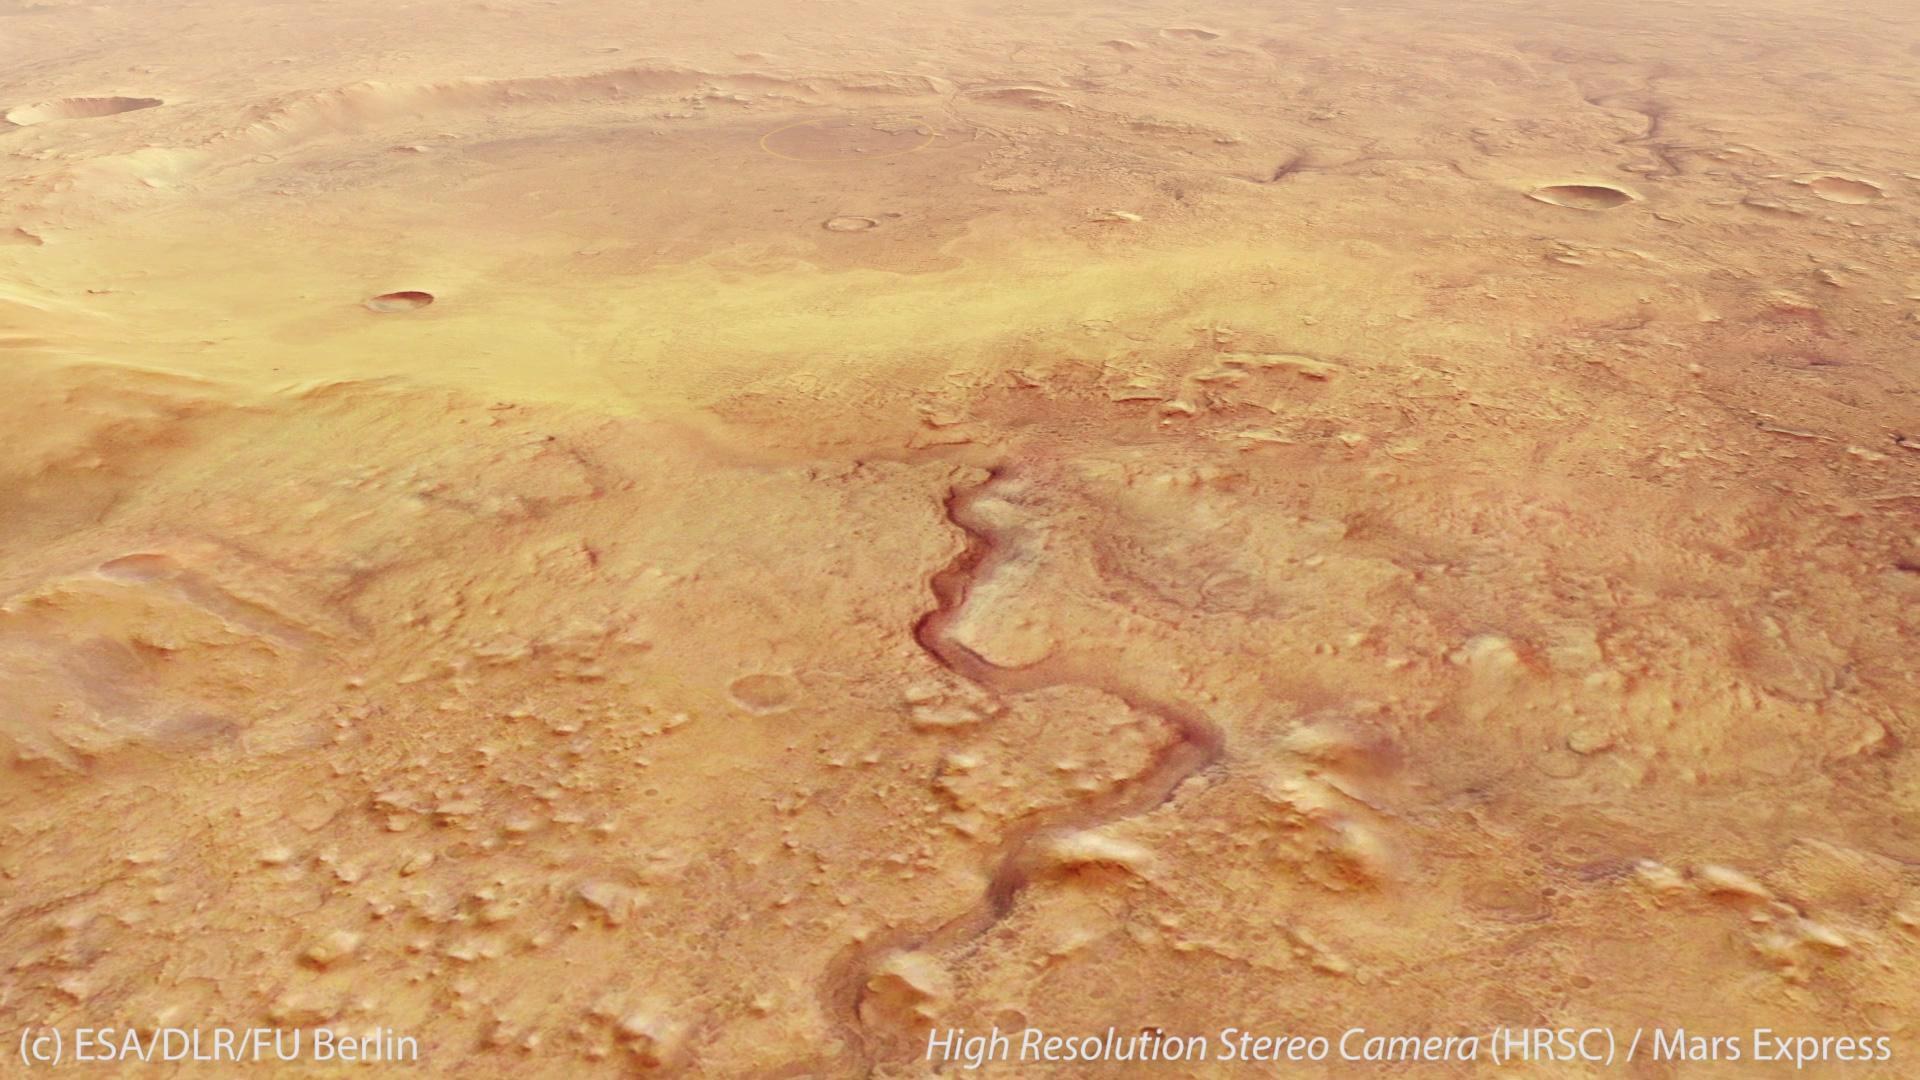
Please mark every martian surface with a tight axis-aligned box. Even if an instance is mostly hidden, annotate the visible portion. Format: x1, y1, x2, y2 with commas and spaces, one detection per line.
4, 0, 1920, 1075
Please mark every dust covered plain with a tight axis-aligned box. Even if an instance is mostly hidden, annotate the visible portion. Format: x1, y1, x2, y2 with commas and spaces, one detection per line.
3, 0, 1920, 1075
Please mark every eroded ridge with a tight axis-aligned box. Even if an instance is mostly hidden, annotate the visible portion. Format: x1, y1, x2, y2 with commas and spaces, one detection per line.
821, 463, 1228, 1067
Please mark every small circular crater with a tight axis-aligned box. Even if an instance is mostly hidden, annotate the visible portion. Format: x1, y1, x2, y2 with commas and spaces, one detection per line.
1806, 175, 1883, 204
1464, 878, 1552, 922
822, 215, 878, 232
364, 290, 434, 313
1199, 570, 1256, 612
1528, 183, 1636, 211
5, 96, 163, 126
728, 672, 799, 715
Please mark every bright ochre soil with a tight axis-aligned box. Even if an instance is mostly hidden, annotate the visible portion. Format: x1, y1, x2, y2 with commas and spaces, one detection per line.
3, 0, 1920, 1075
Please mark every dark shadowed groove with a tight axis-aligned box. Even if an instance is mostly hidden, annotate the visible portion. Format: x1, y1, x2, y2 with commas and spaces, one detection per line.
807, 463, 1228, 1074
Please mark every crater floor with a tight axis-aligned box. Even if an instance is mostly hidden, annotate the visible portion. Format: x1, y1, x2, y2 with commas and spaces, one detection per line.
3, 0, 1919, 1075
